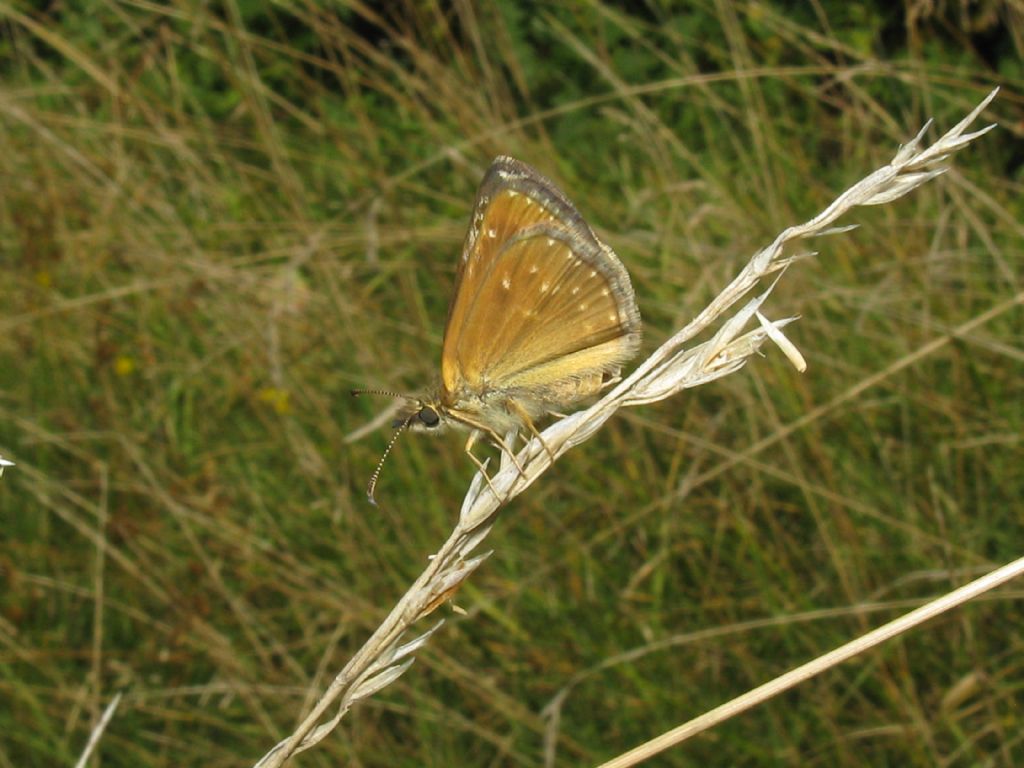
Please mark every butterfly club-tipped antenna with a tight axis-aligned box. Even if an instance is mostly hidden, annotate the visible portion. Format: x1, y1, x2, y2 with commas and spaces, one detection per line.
364, 414, 415, 505
351, 388, 419, 504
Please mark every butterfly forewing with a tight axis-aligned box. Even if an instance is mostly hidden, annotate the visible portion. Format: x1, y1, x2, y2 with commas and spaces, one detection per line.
441, 157, 640, 404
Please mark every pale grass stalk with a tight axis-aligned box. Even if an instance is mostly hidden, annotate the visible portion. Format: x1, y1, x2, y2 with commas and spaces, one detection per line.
254, 88, 999, 767
597, 555, 1024, 768
540, 578, 1024, 766
72, 691, 122, 768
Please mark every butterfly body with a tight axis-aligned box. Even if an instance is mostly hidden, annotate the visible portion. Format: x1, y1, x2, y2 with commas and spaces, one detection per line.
404, 373, 599, 438
365, 156, 641, 501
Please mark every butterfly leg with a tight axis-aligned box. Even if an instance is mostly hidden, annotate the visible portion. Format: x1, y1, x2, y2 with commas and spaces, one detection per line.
508, 399, 556, 464
450, 413, 527, 490
482, 428, 528, 479
601, 372, 623, 390
463, 431, 505, 501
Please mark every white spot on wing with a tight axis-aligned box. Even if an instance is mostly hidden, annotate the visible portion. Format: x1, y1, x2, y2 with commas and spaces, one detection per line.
528, 265, 539, 274
501, 275, 511, 289
487, 228, 497, 238
589, 270, 597, 278
579, 302, 588, 311
571, 286, 580, 296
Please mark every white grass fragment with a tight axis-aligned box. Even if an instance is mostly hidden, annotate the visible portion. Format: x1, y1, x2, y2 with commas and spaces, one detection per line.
73, 692, 123, 768
757, 311, 807, 372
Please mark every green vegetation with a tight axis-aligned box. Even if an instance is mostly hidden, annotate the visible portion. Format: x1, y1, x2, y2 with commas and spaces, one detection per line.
1, 2, 1020, 766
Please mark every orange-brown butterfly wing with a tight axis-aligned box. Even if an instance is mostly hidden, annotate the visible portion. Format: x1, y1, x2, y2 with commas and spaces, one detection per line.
441, 157, 641, 406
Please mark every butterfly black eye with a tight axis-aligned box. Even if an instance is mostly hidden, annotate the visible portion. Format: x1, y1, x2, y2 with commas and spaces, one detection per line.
418, 407, 440, 427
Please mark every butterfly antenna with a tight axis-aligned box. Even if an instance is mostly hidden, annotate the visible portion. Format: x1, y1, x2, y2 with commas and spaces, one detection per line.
366, 415, 413, 505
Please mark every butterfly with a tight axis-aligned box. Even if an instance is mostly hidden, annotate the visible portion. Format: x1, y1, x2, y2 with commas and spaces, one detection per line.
357, 156, 641, 502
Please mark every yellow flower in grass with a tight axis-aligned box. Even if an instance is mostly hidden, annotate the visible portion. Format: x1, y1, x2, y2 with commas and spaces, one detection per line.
114, 355, 135, 376
257, 387, 291, 414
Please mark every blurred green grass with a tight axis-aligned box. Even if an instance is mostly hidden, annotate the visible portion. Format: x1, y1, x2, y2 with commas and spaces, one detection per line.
1, 2, 1022, 766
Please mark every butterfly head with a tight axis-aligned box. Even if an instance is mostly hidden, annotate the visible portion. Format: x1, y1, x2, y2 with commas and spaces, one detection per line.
393, 395, 447, 432
352, 388, 453, 504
